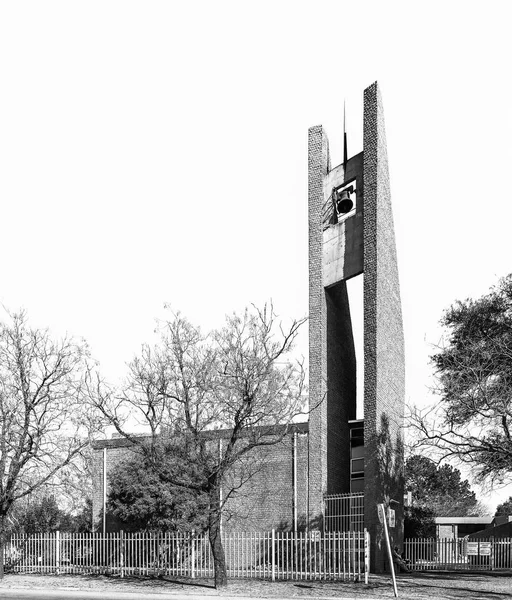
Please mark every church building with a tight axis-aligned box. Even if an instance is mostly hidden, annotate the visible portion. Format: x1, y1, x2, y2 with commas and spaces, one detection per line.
91, 81, 405, 573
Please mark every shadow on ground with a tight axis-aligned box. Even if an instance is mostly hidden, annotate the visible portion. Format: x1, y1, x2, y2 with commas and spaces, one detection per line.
391, 572, 512, 600
2, 571, 512, 599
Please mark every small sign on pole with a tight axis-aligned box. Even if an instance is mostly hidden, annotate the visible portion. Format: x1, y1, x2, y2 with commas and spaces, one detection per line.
388, 508, 396, 528
378, 503, 398, 598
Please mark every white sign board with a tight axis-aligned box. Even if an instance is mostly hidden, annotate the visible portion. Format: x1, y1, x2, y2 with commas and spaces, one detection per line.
467, 542, 479, 555
480, 542, 491, 556
388, 508, 396, 528
377, 504, 384, 524
467, 542, 491, 556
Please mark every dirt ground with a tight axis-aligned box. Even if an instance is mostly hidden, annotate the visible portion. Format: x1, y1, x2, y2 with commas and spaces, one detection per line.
0, 572, 511, 599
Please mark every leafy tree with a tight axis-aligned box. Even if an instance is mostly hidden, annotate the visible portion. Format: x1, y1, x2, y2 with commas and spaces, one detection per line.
495, 496, 512, 517
11, 495, 61, 534
107, 450, 208, 531
0, 310, 104, 577
8, 495, 92, 534
404, 505, 436, 538
409, 274, 512, 486
90, 304, 306, 587
68, 497, 93, 533
405, 455, 481, 517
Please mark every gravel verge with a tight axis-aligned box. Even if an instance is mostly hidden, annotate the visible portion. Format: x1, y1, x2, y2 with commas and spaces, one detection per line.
0, 572, 511, 599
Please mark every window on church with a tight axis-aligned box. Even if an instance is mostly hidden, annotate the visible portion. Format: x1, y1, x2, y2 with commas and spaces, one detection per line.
349, 423, 364, 493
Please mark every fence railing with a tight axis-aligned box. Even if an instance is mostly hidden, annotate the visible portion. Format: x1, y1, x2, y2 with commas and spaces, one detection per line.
324, 493, 364, 533
404, 538, 512, 570
4, 529, 370, 582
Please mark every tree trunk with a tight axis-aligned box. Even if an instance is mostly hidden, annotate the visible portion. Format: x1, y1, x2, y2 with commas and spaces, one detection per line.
208, 486, 227, 588
0, 514, 6, 580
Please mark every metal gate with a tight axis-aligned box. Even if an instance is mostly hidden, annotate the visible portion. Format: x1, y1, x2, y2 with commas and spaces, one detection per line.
324, 493, 364, 532
404, 537, 512, 570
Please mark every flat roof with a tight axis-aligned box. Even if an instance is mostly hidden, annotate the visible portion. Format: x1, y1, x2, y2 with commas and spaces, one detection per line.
435, 517, 493, 525
92, 421, 310, 450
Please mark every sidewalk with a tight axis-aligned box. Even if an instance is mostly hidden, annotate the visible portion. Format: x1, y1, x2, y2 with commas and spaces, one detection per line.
0, 573, 390, 599
1, 572, 511, 600
0, 576, 383, 600
0, 589, 383, 600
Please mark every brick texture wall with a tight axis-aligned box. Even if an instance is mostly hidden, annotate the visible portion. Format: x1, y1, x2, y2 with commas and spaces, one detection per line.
363, 82, 405, 572
308, 127, 357, 524
223, 430, 309, 531
91, 426, 310, 533
307, 126, 329, 522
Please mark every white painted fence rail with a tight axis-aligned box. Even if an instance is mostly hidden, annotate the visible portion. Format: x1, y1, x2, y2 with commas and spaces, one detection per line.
4, 530, 370, 582
404, 538, 512, 571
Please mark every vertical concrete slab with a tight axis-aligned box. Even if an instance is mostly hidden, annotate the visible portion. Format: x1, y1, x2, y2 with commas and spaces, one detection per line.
363, 82, 405, 572
308, 125, 330, 522
308, 126, 357, 525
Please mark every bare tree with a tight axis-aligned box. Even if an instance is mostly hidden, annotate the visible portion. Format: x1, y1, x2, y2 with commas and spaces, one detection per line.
92, 304, 307, 588
0, 310, 102, 578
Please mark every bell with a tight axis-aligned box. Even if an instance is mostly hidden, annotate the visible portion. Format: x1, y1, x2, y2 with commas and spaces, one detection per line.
336, 188, 353, 214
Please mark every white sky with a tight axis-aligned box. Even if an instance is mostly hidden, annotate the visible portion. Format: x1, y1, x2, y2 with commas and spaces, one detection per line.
1, 1, 511, 511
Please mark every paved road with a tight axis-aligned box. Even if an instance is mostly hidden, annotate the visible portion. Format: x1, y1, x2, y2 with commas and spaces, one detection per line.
0, 590, 220, 600
0, 591, 219, 600
0, 590, 376, 600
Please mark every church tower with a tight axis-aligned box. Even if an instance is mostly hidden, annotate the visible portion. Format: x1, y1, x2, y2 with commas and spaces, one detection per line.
308, 81, 405, 572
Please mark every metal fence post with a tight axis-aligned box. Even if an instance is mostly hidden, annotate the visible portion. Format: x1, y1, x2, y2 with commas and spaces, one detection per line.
55, 531, 60, 574
271, 529, 275, 582
364, 529, 369, 584
120, 530, 125, 578
191, 531, 196, 579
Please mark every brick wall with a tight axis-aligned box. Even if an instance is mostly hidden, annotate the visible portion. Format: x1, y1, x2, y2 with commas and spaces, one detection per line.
307, 125, 329, 521
91, 426, 310, 533
308, 127, 357, 523
223, 430, 309, 531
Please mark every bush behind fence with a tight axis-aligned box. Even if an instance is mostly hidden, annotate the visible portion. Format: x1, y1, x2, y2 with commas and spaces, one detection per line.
4, 530, 369, 582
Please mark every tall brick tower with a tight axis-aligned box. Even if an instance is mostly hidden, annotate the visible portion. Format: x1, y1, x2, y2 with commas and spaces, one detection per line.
308, 82, 405, 572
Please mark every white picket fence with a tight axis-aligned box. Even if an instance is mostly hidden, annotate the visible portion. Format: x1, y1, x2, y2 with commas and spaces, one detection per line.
4, 529, 370, 582
404, 538, 512, 571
